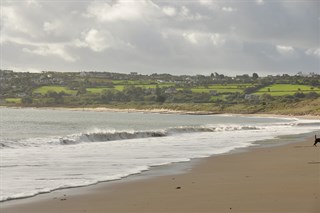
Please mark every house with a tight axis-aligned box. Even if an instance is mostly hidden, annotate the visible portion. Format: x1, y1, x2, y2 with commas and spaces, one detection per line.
164, 88, 177, 94
244, 94, 259, 100
80, 72, 87, 77
209, 90, 218, 96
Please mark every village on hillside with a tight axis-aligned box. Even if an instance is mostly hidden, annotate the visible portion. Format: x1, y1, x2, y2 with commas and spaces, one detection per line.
1, 69, 319, 114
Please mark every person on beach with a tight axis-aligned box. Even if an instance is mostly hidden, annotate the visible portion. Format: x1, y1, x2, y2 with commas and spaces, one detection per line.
314, 135, 320, 146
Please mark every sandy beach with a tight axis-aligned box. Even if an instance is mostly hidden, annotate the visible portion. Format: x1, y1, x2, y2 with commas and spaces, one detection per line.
3, 106, 320, 119
1, 135, 319, 213
48, 106, 320, 118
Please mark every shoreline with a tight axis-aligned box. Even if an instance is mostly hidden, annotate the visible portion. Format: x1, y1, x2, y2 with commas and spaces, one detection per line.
0, 130, 315, 205
1, 133, 319, 213
1, 105, 320, 119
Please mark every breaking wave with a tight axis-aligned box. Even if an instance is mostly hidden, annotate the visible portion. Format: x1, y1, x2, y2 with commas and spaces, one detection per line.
59, 125, 262, 144
2, 120, 319, 149
1, 125, 261, 148
60, 130, 167, 145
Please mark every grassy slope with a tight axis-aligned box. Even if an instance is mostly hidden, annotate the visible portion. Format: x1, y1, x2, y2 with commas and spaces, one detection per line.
33, 86, 77, 95
255, 84, 320, 96
54, 98, 318, 116
87, 84, 175, 94
18, 84, 320, 116
176, 84, 250, 94
34, 84, 251, 95
264, 98, 320, 115
4, 98, 319, 116
5, 98, 22, 104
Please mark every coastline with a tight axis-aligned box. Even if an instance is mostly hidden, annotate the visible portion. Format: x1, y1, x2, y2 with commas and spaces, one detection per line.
1, 105, 320, 119
1, 134, 319, 213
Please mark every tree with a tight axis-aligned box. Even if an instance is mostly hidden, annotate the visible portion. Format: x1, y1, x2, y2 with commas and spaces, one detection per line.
77, 86, 87, 95
155, 85, 166, 103
100, 90, 114, 103
252, 73, 259, 80
22, 96, 33, 104
156, 95, 166, 103
294, 92, 305, 98
46, 91, 64, 104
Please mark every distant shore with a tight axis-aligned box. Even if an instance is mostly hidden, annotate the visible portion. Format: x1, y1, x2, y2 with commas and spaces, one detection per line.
1, 135, 319, 213
1, 105, 320, 119
51, 107, 320, 120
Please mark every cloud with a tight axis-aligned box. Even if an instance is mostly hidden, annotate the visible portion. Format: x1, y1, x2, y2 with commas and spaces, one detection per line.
26, 0, 41, 7
210, 33, 226, 46
43, 21, 60, 34
23, 44, 76, 62
175, 6, 205, 21
276, 45, 295, 55
1, 5, 35, 36
86, 0, 160, 22
256, 0, 265, 5
305, 48, 320, 57
82, 29, 112, 52
181, 31, 225, 46
222, 7, 237, 12
198, 0, 213, 6
1, 0, 319, 75
162, 6, 176, 17
182, 32, 198, 44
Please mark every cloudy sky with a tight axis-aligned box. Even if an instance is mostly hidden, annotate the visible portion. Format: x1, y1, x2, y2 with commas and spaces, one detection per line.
1, 0, 319, 76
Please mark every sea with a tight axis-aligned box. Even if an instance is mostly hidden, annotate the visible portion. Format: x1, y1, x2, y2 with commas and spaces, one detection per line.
0, 107, 319, 202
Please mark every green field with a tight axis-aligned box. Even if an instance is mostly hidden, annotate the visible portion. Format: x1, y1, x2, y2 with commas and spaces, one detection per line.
32, 83, 320, 97
5, 98, 22, 104
33, 86, 77, 95
179, 84, 250, 94
255, 84, 320, 96
87, 83, 175, 94
136, 83, 175, 89
87, 87, 116, 93
209, 84, 252, 89
111, 80, 159, 85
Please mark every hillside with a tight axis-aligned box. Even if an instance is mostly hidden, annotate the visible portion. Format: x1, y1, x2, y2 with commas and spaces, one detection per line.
1, 70, 319, 115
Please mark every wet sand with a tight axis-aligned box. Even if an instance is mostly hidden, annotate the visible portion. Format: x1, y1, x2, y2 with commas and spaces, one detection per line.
1, 137, 319, 213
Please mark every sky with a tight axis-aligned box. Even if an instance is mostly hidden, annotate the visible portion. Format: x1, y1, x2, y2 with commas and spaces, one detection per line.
1, 0, 319, 76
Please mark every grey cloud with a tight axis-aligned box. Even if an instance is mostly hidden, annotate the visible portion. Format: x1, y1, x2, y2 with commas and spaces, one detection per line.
1, 0, 319, 75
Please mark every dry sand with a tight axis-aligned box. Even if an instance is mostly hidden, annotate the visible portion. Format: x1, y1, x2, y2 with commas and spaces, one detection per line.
1, 137, 319, 213
48, 107, 320, 118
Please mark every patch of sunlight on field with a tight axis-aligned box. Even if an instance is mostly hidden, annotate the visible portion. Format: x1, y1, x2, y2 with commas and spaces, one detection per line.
5, 98, 22, 104
255, 84, 320, 96
33, 86, 77, 95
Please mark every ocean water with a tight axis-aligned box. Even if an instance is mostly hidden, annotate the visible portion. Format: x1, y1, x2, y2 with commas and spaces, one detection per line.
0, 108, 319, 202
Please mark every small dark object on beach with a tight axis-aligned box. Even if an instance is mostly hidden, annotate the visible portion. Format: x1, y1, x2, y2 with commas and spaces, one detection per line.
314, 135, 320, 146
176, 186, 181, 189
60, 198, 67, 201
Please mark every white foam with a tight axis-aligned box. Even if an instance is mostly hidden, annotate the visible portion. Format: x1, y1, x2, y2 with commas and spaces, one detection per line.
1, 117, 319, 202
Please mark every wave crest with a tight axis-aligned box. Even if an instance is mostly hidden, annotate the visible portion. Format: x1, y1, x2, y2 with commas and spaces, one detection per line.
6, 120, 318, 148
59, 125, 261, 145
60, 130, 167, 144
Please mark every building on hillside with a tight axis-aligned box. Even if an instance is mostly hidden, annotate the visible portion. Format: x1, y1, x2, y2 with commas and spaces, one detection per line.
164, 88, 177, 94
244, 94, 259, 100
209, 90, 218, 96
